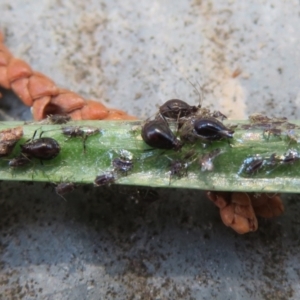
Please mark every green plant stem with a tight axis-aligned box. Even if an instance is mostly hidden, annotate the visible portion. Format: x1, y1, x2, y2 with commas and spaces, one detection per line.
1, 120, 300, 193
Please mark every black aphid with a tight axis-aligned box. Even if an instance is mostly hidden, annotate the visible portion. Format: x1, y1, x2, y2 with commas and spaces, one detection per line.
180, 116, 234, 143
21, 135, 60, 161
159, 99, 199, 119
141, 119, 183, 151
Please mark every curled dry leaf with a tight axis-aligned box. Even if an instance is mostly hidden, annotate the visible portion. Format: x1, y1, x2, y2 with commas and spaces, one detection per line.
0, 32, 136, 121
206, 191, 258, 234
0, 126, 23, 157
249, 193, 284, 218
206, 191, 284, 234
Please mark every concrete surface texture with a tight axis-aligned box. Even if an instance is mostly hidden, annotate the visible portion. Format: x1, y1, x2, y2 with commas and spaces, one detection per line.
1, 0, 300, 299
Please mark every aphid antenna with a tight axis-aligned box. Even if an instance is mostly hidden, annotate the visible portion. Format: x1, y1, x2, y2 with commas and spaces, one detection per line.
186, 78, 203, 109
166, 55, 205, 106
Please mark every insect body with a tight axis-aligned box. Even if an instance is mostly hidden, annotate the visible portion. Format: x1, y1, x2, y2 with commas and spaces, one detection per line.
141, 119, 183, 151
113, 157, 133, 174
159, 99, 199, 119
180, 117, 234, 143
169, 159, 189, 183
8, 155, 31, 167
62, 126, 100, 152
193, 117, 234, 140
94, 173, 116, 186
47, 114, 71, 124
55, 182, 75, 196
21, 137, 60, 160
199, 148, 222, 171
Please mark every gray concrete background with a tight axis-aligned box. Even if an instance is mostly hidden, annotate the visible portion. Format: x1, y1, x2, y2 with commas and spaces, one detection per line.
1, 0, 300, 299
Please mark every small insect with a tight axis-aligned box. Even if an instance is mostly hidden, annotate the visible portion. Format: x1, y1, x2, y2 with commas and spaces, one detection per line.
210, 110, 228, 121
55, 182, 76, 200
159, 99, 199, 120
249, 113, 271, 124
47, 114, 71, 124
199, 148, 222, 171
0, 126, 23, 157
8, 155, 31, 168
167, 151, 197, 184
113, 157, 133, 174
168, 159, 188, 184
238, 155, 265, 175
141, 119, 183, 151
263, 127, 282, 140
20, 131, 60, 161
286, 129, 300, 144
193, 117, 234, 140
94, 173, 116, 186
180, 117, 234, 143
62, 126, 100, 152
278, 149, 300, 165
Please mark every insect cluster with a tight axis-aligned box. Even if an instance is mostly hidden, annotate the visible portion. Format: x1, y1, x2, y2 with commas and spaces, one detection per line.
94, 150, 134, 187
141, 98, 234, 181
1, 105, 300, 208
238, 113, 300, 176
0, 119, 105, 199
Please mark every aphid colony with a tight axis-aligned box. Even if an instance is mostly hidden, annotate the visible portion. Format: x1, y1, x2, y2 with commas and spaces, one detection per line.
141, 99, 234, 151
0, 121, 134, 198
1, 103, 300, 200
141, 98, 234, 182
239, 149, 300, 175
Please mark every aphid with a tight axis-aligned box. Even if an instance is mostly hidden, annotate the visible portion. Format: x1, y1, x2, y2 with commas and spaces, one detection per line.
249, 113, 271, 124
168, 151, 197, 184
8, 155, 31, 168
239, 155, 265, 175
193, 117, 234, 140
55, 182, 76, 200
180, 116, 234, 143
47, 114, 71, 124
279, 149, 300, 164
113, 157, 133, 174
141, 119, 183, 151
170, 159, 188, 178
62, 126, 100, 152
0, 126, 23, 157
286, 129, 300, 144
94, 173, 116, 186
210, 110, 227, 121
245, 157, 264, 174
159, 99, 199, 119
263, 128, 282, 140
199, 148, 222, 171
20, 134, 60, 161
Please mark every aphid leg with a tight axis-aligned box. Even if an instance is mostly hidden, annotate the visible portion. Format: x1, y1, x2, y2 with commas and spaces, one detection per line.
82, 135, 88, 153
